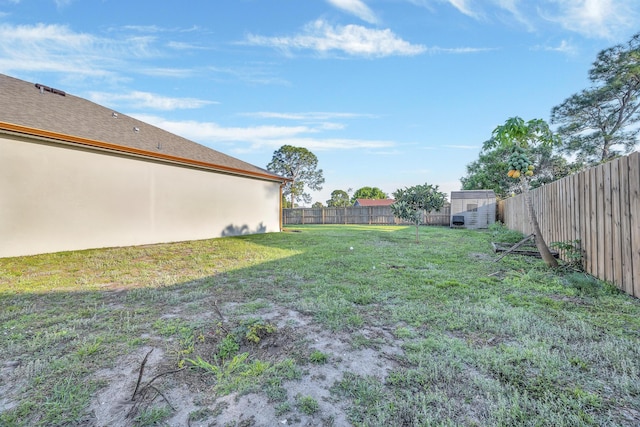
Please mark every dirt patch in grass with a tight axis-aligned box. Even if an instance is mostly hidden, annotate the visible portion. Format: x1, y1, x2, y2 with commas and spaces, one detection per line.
85, 304, 402, 427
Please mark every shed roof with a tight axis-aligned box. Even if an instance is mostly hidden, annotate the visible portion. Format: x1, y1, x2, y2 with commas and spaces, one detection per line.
0, 73, 285, 182
450, 190, 496, 200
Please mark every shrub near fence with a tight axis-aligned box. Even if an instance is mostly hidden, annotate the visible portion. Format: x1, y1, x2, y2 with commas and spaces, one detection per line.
500, 151, 640, 298
283, 205, 451, 226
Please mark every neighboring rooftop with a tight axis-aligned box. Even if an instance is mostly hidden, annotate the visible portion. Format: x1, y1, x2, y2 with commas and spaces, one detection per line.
0, 73, 284, 181
354, 198, 396, 207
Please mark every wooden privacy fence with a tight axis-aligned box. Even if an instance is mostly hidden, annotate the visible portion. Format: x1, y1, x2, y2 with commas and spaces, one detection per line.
283, 205, 451, 226
500, 151, 640, 298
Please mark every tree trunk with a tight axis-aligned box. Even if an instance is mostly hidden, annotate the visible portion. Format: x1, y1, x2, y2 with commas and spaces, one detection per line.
290, 182, 295, 208
521, 178, 558, 268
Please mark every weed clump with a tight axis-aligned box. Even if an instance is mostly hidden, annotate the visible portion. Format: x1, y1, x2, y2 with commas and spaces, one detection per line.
489, 221, 526, 243
309, 350, 328, 364
296, 395, 319, 415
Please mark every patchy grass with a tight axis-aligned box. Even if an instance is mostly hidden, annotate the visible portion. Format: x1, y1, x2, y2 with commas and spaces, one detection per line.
1, 225, 640, 426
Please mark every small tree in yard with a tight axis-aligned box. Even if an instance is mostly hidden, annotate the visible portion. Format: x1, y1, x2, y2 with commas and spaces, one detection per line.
391, 183, 446, 243
486, 117, 560, 268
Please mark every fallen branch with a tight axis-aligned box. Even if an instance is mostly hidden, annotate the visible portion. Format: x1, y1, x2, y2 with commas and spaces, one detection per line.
141, 367, 185, 390
149, 385, 176, 411
127, 349, 185, 419
494, 234, 535, 262
213, 300, 228, 333
131, 348, 153, 401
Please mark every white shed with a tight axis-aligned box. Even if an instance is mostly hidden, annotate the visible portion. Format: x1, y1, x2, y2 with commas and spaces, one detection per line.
450, 190, 496, 229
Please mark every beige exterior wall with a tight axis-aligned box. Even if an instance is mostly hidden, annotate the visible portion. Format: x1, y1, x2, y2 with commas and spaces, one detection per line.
0, 134, 282, 257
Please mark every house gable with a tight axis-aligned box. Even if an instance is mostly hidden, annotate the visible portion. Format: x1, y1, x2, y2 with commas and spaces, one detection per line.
0, 73, 284, 183
0, 73, 288, 257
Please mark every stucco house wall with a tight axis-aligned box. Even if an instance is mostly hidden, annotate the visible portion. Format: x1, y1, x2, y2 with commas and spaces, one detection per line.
0, 73, 286, 258
0, 132, 282, 257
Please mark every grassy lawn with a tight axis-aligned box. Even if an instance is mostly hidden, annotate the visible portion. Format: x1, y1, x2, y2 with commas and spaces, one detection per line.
1, 225, 639, 426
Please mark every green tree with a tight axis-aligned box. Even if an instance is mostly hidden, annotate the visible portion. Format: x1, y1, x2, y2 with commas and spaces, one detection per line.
390, 183, 446, 243
461, 144, 515, 199
326, 189, 351, 207
485, 117, 560, 268
350, 186, 388, 204
551, 32, 640, 165
312, 201, 324, 208
281, 195, 293, 209
267, 145, 325, 207
461, 143, 575, 199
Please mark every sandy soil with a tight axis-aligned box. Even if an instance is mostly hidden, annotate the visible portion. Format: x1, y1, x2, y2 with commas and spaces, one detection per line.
85, 304, 404, 427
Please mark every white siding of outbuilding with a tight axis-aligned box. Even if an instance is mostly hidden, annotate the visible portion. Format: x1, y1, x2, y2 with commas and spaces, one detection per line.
450, 190, 496, 229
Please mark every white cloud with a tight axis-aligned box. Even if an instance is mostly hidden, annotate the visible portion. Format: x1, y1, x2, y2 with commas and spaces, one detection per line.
447, 0, 479, 18
427, 46, 496, 54
318, 122, 347, 130
493, 0, 535, 31
207, 65, 291, 86
246, 19, 426, 57
0, 23, 156, 78
55, 0, 73, 8
138, 67, 195, 78
241, 137, 394, 152
540, 0, 638, 39
88, 91, 217, 111
532, 39, 577, 54
244, 111, 376, 120
326, 0, 379, 24
0, 22, 213, 84
408, 0, 638, 38
120, 25, 164, 33
133, 114, 313, 142
166, 41, 206, 50
131, 114, 394, 152
241, 111, 381, 134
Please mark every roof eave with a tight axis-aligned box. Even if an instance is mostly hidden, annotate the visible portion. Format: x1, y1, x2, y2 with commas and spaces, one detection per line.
0, 121, 291, 183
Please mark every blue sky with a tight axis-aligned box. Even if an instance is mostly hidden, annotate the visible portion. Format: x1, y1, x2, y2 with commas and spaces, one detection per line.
1, 0, 639, 205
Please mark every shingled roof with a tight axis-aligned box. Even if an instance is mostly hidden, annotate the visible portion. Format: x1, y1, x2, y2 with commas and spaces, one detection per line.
354, 198, 396, 207
0, 73, 285, 182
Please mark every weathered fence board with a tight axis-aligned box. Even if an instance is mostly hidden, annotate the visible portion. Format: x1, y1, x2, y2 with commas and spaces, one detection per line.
283, 205, 451, 226
630, 153, 640, 298
611, 160, 622, 287
500, 151, 640, 298
620, 155, 634, 295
